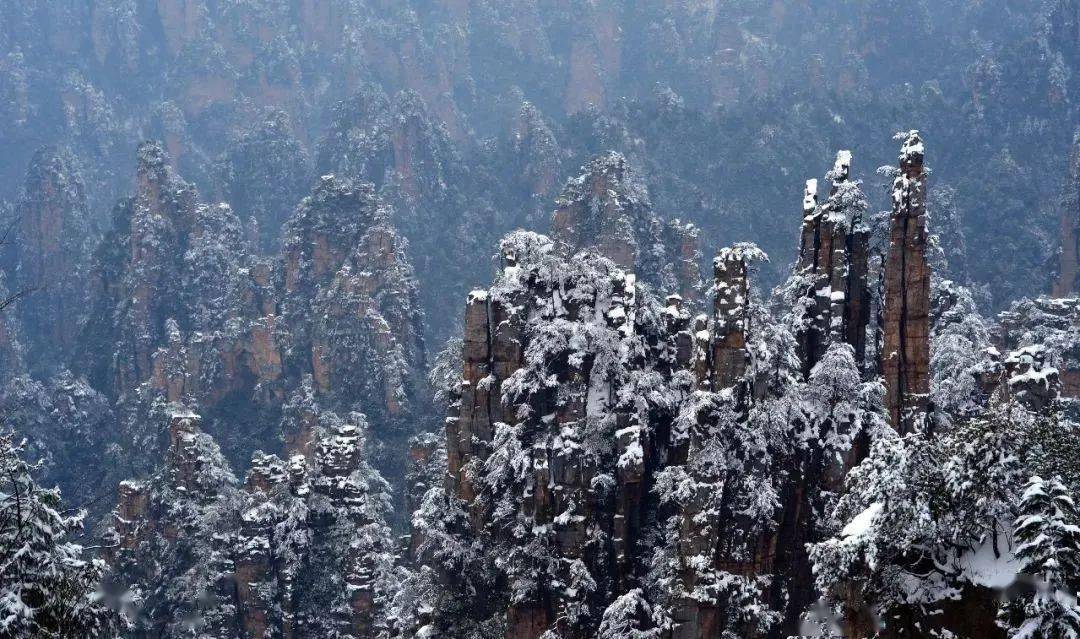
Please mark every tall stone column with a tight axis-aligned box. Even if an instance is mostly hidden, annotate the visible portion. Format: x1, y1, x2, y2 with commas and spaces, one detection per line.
710, 247, 751, 390
881, 131, 931, 433
795, 152, 871, 378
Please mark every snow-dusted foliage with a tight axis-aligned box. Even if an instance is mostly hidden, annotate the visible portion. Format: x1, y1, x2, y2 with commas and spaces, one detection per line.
104, 413, 243, 637
401, 229, 696, 637
999, 475, 1080, 638
0, 372, 118, 517
213, 109, 311, 252
105, 408, 401, 638
931, 279, 998, 423
428, 337, 464, 410
808, 396, 1077, 636
597, 589, 659, 639
0, 433, 116, 637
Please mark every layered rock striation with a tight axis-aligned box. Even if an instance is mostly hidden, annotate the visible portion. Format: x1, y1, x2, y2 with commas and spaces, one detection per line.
881, 131, 931, 433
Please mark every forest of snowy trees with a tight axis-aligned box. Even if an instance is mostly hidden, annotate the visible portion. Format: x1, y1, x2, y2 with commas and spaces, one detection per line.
1, 2, 1079, 638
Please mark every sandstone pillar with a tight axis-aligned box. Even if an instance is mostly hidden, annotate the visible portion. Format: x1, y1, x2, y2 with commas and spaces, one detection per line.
881, 131, 931, 433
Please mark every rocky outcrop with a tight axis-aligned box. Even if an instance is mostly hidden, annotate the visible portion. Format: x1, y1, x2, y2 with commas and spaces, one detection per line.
551, 151, 648, 270
283, 174, 427, 436
213, 110, 311, 252
76, 142, 289, 468
79, 141, 216, 393
998, 296, 1080, 400
512, 102, 561, 200
283, 176, 381, 303
1002, 345, 1061, 411
103, 411, 242, 638
704, 246, 753, 391
234, 451, 290, 639
552, 152, 701, 302
404, 431, 443, 560
310, 209, 426, 425
424, 148, 882, 637
77, 143, 425, 481
881, 132, 931, 433
0, 372, 118, 520
439, 231, 692, 638
672, 244, 779, 639
314, 86, 483, 344
106, 407, 397, 639
794, 150, 871, 379
316, 88, 460, 209
3, 146, 92, 372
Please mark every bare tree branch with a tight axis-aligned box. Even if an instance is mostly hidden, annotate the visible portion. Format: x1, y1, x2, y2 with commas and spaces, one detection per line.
0, 286, 37, 314
0, 214, 18, 248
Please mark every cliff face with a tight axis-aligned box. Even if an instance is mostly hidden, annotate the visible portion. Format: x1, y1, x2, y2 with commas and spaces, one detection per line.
754, 151, 877, 629
1053, 133, 1080, 297
4, 5, 1080, 636
705, 247, 753, 392
512, 102, 562, 201
0, 372, 117, 520
881, 132, 932, 433
233, 412, 397, 639
4, 146, 92, 373
411, 157, 808, 637
315, 86, 488, 344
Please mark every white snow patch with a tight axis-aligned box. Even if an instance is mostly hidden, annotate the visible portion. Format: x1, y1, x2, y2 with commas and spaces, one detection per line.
841, 502, 883, 539
956, 534, 1021, 590
803, 179, 818, 211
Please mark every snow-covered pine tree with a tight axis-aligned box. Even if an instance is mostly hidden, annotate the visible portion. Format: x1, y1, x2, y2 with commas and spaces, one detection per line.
930, 278, 997, 425
810, 398, 1042, 638
596, 589, 658, 639
1002, 475, 1080, 638
0, 432, 115, 637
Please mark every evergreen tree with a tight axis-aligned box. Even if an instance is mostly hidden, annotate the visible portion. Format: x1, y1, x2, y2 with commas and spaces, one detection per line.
596, 589, 658, 639
1005, 475, 1080, 639
0, 433, 115, 637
